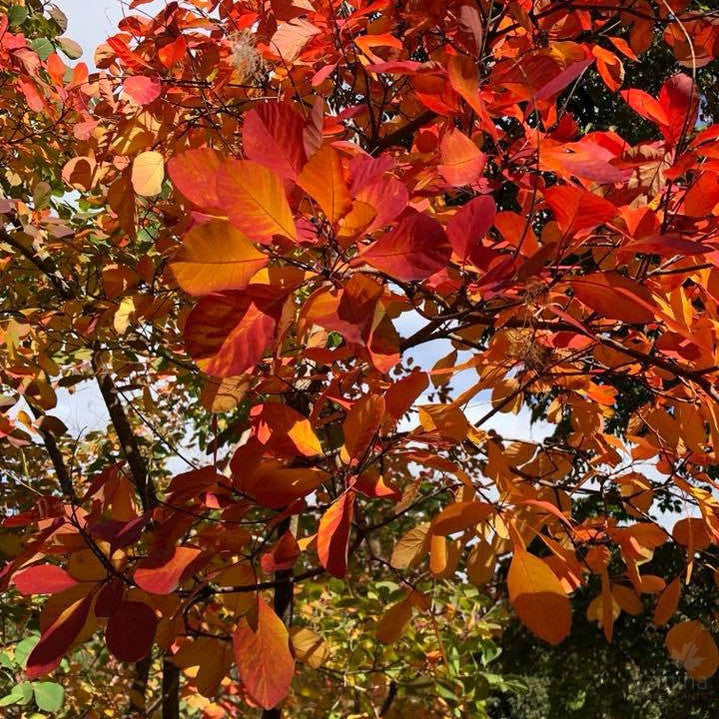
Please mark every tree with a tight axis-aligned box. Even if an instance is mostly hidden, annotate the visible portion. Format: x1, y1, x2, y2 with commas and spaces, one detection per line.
1, 0, 719, 717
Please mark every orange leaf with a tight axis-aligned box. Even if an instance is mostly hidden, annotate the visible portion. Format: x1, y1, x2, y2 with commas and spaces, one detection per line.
233, 599, 295, 710
431, 501, 493, 536
342, 394, 385, 462
654, 577, 681, 626
317, 491, 355, 578
666, 621, 719, 680
508, 549, 571, 645
216, 160, 296, 243
168, 148, 222, 209
439, 127, 486, 186
171, 220, 267, 296
297, 145, 352, 224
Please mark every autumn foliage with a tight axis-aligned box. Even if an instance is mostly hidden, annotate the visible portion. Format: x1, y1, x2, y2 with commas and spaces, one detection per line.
2, 0, 719, 716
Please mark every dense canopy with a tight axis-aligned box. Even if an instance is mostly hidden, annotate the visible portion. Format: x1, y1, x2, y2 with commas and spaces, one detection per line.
1, 1, 719, 717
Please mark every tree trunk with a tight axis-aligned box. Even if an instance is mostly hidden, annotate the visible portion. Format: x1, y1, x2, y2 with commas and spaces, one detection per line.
162, 658, 180, 719
261, 517, 295, 719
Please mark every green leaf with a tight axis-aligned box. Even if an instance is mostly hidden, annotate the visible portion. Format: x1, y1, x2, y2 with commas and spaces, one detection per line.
30, 38, 55, 61
0, 652, 15, 669
33, 683, 64, 713
15, 637, 40, 668
0, 681, 34, 706
7, 6, 29, 28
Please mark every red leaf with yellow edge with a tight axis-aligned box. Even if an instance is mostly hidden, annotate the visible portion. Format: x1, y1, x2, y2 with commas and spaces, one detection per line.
13, 565, 78, 596
243, 102, 307, 180
666, 621, 719, 680
170, 220, 267, 296
363, 211, 450, 282
233, 599, 295, 710
134, 547, 204, 595
168, 148, 222, 209
439, 127, 486, 186
216, 159, 296, 243
26, 594, 93, 679
184, 289, 284, 378
317, 491, 355, 578
106, 601, 157, 662
508, 549, 571, 645
297, 145, 352, 224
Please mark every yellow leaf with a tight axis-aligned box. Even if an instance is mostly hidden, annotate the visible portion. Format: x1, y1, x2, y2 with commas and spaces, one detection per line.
508, 549, 571, 644
391, 523, 430, 570
132, 151, 165, 196
290, 627, 330, 668
467, 540, 496, 587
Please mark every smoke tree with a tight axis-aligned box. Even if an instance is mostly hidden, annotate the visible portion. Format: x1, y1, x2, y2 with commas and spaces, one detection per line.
2, 0, 719, 716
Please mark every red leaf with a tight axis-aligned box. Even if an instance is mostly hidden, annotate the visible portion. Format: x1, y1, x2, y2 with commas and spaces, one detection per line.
317, 491, 355, 578
13, 565, 78, 596
233, 599, 295, 710
107, 35, 152, 72
134, 546, 204, 595
106, 601, 158, 662
658, 73, 698, 145
26, 594, 93, 679
363, 211, 451, 281
570, 272, 657, 323
168, 148, 222, 210
260, 532, 301, 574
158, 36, 187, 68
124, 75, 162, 105
243, 102, 307, 180
544, 185, 617, 235
447, 196, 496, 264
620, 88, 670, 128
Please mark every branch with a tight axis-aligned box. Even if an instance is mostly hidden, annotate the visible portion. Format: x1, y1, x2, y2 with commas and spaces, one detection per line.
92, 351, 156, 512
0, 228, 74, 300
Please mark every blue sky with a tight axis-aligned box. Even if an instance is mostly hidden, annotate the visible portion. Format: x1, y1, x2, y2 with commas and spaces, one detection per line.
55, 0, 168, 65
